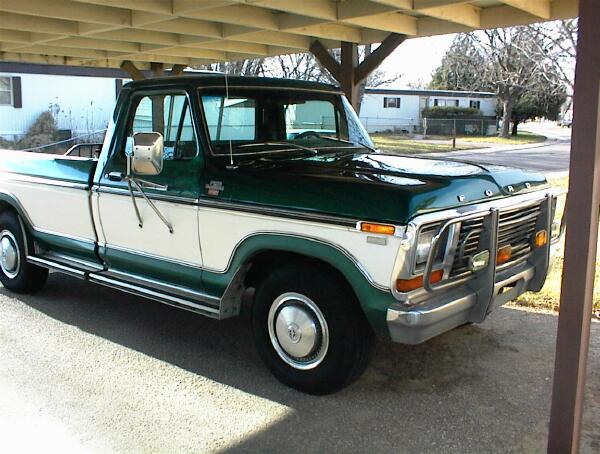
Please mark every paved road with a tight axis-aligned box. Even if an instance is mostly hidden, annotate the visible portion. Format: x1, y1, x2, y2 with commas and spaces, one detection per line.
0, 274, 598, 453
431, 140, 571, 175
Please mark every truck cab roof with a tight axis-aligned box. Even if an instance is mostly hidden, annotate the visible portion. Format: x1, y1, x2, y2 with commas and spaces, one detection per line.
123, 75, 341, 93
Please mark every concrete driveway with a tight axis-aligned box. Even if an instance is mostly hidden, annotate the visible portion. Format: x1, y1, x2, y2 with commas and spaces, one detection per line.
0, 273, 598, 453
430, 124, 572, 176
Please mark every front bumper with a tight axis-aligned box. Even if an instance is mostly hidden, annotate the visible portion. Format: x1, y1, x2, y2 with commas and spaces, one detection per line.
387, 260, 538, 344
386, 193, 556, 345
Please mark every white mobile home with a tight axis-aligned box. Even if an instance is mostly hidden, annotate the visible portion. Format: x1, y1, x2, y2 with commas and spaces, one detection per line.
359, 88, 498, 133
0, 63, 124, 141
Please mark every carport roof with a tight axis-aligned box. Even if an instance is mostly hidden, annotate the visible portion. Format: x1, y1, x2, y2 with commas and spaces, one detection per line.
0, 0, 579, 70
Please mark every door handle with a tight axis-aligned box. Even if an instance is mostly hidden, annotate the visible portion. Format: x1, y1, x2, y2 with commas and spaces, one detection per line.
106, 172, 124, 182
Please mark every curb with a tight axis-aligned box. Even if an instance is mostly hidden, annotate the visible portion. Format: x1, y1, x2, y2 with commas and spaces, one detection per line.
428, 138, 566, 157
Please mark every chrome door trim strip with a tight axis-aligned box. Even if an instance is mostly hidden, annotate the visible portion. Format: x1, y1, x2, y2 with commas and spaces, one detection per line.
95, 185, 360, 228
33, 227, 96, 245
93, 185, 198, 206
196, 199, 360, 228
0, 172, 89, 190
202, 230, 390, 292
88, 273, 221, 318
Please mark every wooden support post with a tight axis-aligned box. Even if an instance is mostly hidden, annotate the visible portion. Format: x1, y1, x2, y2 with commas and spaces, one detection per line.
355, 34, 407, 85
120, 60, 145, 81
150, 62, 164, 77
310, 33, 405, 113
170, 64, 186, 76
340, 41, 359, 111
150, 62, 165, 133
548, 0, 600, 452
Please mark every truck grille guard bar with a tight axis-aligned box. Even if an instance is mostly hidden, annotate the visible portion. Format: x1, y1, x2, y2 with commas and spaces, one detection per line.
421, 193, 553, 321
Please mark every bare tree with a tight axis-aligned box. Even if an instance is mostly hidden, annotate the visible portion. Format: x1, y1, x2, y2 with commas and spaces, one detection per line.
430, 27, 566, 138
194, 45, 402, 113
527, 19, 578, 113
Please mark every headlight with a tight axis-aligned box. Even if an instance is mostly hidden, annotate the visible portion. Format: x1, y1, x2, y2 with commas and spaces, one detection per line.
414, 224, 450, 269
551, 192, 567, 242
415, 229, 436, 265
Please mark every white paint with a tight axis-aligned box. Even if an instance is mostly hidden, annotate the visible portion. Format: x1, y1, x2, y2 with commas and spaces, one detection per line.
359, 90, 497, 133
0, 178, 96, 241
0, 72, 119, 140
96, 192, 203, 267
198, 207, 400, 289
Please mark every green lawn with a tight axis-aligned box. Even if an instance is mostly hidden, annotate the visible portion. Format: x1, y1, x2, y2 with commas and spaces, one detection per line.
511, 176, 600, 314
371, 134, 478, 154
458, 131, 547, 145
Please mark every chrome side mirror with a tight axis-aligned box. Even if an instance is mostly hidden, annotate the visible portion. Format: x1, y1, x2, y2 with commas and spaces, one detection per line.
130, 132, 164, 175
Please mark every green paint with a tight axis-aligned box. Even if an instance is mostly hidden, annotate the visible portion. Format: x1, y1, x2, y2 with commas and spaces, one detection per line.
0, 152, 97, 186
32, 230, 97, 263
201, 233, 395, 335
104, 246, 203, 291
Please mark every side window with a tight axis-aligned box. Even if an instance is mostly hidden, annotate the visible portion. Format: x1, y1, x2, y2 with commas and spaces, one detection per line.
284, 100, 339, 139
129, 93, 198, 160
201, 95, 256, 141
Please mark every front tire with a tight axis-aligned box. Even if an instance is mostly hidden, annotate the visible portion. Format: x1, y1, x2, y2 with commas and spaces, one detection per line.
252, 265, 373, 395
0, 211, 48, 294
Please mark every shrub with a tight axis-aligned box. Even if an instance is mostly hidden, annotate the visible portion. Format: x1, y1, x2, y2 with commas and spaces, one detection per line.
421, 106, 481, 118
16, 111, 59, 151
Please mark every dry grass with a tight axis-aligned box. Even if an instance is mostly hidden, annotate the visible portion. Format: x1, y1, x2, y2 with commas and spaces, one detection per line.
371, 134, 477, 154
511, 176, 600, 315
458, 131, 547, 145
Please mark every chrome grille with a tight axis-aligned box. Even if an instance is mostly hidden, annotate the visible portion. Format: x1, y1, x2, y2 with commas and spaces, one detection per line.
449, 203, 542, 278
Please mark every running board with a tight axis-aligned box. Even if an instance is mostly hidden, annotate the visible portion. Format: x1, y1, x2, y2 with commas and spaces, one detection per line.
26, 255, 223, 320
88, 273, 221, 319
27, 255, 86, 279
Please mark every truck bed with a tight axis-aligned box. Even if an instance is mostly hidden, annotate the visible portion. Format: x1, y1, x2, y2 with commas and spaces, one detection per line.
0, 149, 98, 188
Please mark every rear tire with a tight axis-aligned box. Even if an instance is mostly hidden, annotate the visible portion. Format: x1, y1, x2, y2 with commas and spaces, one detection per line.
252, 264, 374, 395
0, 211, 48, 294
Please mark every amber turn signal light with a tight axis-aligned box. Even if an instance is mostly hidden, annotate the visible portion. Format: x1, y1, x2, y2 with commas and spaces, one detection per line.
496, 245, 512, 265
360, 222, 395, 235
396, 269, 443, 292
534, 230, 548, 248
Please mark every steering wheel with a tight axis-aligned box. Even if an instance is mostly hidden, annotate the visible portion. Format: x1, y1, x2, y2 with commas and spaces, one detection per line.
294, 131, 322, 140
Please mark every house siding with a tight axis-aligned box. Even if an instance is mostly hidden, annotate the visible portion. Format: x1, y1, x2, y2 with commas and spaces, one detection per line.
0, 73, 120, 141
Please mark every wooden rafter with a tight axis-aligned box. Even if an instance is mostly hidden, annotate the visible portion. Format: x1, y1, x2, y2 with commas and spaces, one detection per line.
0, 0, 579, 69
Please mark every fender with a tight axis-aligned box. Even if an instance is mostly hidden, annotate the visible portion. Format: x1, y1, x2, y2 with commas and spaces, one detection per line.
202, 232, 396, 334
0, 190, 34, 230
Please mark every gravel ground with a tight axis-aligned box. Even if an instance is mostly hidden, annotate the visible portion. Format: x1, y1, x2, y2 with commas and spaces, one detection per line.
0, 273, 598, 453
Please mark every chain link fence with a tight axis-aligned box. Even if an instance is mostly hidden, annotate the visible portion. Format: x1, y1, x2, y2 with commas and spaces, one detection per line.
423, 118, 498, 137
360, 117, 420, 135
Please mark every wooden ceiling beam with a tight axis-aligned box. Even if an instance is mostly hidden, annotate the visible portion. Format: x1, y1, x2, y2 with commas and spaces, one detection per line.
246, 0, 338, 21
416, 3, 481, 28
342, 12, 418, 36
0, 0, 131, 26
500, 0, 552, 19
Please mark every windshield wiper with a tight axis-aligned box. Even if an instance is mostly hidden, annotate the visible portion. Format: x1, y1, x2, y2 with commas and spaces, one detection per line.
317, 136, 378, 153
234, 142, 318, 156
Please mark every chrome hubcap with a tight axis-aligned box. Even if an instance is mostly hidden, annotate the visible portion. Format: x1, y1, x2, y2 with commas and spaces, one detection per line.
0, 230, 20, 279
268, 292, 329, 370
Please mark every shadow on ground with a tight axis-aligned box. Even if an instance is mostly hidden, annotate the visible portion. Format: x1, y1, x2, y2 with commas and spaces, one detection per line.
2, 273, 598, 453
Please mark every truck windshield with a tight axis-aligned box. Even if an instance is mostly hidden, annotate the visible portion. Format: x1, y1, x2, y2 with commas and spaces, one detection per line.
199, 88, 374, 156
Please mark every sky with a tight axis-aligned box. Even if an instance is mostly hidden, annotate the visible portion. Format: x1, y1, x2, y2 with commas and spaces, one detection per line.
376, 34, 456, 88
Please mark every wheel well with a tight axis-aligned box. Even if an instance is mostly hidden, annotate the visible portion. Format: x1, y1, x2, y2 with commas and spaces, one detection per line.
244, 250, 356, 298
0, 200, 17, 217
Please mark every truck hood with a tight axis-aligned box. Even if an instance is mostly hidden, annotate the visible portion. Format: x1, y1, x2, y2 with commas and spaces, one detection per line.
217, 151, 547, 224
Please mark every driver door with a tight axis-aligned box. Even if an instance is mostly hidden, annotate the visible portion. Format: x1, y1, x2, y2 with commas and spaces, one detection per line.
95, 90, 204, 290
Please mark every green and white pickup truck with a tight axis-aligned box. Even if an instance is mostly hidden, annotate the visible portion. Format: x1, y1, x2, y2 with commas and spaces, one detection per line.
0, 76, 563, 394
